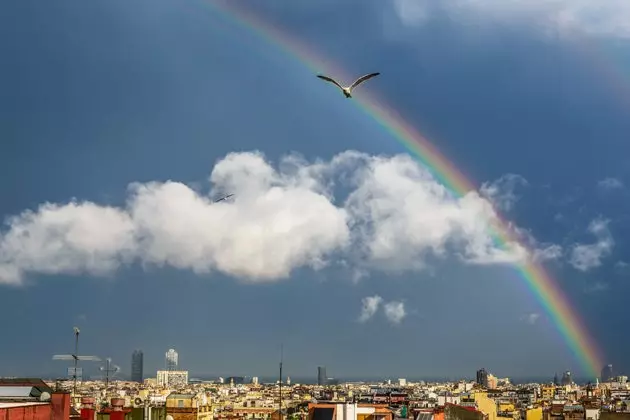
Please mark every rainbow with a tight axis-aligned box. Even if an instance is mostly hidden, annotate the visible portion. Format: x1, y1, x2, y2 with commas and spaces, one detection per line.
206, 0, 604, 379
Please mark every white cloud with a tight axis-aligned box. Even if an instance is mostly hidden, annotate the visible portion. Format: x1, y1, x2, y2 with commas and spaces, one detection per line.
383, 301, 407, 324
391, 0, 630, 38
510, 225, 563, 263
584, 281, 609, 293
0, 150, 530, 285
569, 218, 614, 272
0, 202, 137, 284
344, 154, 527, 271
535, 244, 563, 262
358, 295, 383, 322
597, 177, 624, 191
480, 174, 528, 212
615, 261, 629, 269
520, 312, 541, 324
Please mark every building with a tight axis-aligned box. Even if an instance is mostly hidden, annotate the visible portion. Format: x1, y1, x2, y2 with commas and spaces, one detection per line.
476, 370, 488, 389
562, 372, 573, 386
0, 378, 72, 420
225, 377, 250, 386
444, 404, 486, 420
601, 365, 613, 383
308, 402, 393, 420
165, 349, 178, 371
95, 397, 133, 420
318, 367, 327, 386
165, 393, 212, 420
132, 350, 144, 383
486, 375, 497, 390
157, 371, 189, 389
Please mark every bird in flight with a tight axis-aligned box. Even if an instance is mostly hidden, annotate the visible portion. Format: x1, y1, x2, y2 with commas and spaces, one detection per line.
214, 193, 234, 203
316, 72, 380, 98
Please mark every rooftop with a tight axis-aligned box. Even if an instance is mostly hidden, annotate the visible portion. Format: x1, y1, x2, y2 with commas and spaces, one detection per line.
0, 402, 49, 408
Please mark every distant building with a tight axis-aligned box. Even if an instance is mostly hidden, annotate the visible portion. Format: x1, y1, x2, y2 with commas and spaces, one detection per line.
561, 371, 573, 385
131, 350, 143, 383
601, 365, 613, 382
166, 393, 211, 420
165, 349, 178, 371
444, 404, 485, 420
226, 376, 250, 385
156, 370, 188, 388
308, 402, 393, 420
476, 369, 488, 388
318, 366, 327, 386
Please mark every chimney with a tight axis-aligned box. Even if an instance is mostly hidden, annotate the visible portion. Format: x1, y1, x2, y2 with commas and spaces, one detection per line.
110, 398, 126, 420
51, 392, 71, 420
80, 397, 96, 420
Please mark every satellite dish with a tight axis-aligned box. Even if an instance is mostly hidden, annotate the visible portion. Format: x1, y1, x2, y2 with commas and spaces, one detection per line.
134, 398, 143, 406
166, 415, 174, 420
40, 392, 51, 402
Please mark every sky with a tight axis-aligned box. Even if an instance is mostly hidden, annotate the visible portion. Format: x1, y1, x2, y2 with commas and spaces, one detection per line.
1, 0, 629, 382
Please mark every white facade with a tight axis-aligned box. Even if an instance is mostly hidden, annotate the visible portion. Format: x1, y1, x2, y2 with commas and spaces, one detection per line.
157, 370, 188, 388
329, 404, 387, 420
585, 408, 600, 420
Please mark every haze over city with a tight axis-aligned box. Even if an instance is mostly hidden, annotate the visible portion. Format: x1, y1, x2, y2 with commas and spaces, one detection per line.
1, 0, 630, 384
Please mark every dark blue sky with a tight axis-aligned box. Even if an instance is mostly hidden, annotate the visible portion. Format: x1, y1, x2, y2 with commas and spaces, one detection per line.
1, 0, 629, 382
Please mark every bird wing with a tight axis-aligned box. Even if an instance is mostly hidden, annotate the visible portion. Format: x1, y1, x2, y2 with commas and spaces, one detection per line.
215, 194, 234, 203
349, 72, 380, 90
316, 75, 345, 90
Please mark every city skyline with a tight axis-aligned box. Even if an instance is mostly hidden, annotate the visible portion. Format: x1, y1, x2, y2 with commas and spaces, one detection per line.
30, 338, 627, 383
1, 0, 630, 379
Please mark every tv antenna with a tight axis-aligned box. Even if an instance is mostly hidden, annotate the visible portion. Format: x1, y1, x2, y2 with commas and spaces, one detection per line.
52, 327, 101, 396
279, 344, 284, 420
99, 358, 121, 391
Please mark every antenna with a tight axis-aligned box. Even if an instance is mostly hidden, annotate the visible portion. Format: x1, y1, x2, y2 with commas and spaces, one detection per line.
99, 358, 121, 393
279, 344, 283, 420
52, 327, 101, 396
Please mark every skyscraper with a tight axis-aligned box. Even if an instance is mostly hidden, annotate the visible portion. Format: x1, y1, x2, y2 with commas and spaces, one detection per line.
476, 368, 488, 388
601, 364, 613, 382
561, 371, 572, 385
131, 350, 143, 383
317, 366, 327, 386
165, 348, 178, 371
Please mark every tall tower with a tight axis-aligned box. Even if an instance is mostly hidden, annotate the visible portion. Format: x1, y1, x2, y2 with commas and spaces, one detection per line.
165, 349, 178, 371
561, 371, 572, 385
476, 368, 488, 388
601, 364, 613, 382
131, 350, 144, 383
317, 366, 327, 386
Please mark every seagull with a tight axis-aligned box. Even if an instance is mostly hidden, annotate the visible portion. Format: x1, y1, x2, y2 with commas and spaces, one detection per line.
214, 193, 234, 203
316, 72, 380, 98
